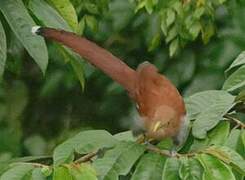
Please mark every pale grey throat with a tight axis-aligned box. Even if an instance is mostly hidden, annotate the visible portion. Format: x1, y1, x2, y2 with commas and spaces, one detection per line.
132, 110, 146, 136
173, 115, 190, 148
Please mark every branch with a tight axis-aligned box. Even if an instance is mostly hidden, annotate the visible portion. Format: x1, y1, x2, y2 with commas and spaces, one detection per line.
145, 145, 196, 158
146, 145, 172, 157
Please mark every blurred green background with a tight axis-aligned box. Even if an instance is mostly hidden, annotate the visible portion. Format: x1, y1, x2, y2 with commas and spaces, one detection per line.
0, 0, 244, 160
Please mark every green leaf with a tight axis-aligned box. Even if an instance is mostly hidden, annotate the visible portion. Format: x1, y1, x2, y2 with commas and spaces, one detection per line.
0, 0, 48, 74
69, 163, 97, 180
217, 0, 227, 4
201, 21, 215, 44
192, 106, 232, 139
189, 22, 201, 39
0, 20, 6, 77
161, 14, 167, 36
225, 129, 242, 152
76, 163, 97, 180
197, 154, 236, 180
24, 135, 47, 156
93, 141, 145, 179
55, 45, 85, 88
134, 1, 146, 13
47, 0, 78, 31
145, 0, 154, 14
185, 90, 234, 139
29, 0, 71, 31
169, 38, 179, 57
53, 130, 117, 166
185, 15, 194, 30
131, 153, 166, 180
166, 9, 175, 27
148, 33, 161, 51
84, 3, 99, 15
113, 131, 135, 142
162, 157, 180, 180
185, 90, 233, 120
242, 130, 245, 148
77, 17, 85, 36
179, 157, 203, 180
0, 164, 34, 180
193, 7, 205, 19
191, 121, 230, 151
171, 1, 181, 15
31, 0, 85, 89
70, 54, 85, 90
53, 166, 72, 180
29, 0, 84, 88
223, 65, 245, 92
166, 26, 177, 43
205, 146, 245, 175
0, 163, 10, 177
9, 155, 51, 164
226, 51, 245, 73
31, 168, 46, 180
157, 138, 174, 149
85, 15, 98, 33
41, 166, 52, 177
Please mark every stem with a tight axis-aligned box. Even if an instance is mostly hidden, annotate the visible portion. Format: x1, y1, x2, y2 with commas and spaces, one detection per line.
74, 151, 98, 164
224, 114, 245, 129
11, 162, 49, 168
146, 145, 172, 157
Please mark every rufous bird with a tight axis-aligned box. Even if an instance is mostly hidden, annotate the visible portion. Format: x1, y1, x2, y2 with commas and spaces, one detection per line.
32, 27, 187, 146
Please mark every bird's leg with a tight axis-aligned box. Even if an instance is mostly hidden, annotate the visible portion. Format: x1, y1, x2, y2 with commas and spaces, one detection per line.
136, 133, 156, 145
170, 137, 180, 157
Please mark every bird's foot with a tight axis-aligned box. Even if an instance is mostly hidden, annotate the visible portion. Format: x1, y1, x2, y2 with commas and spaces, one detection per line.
170, 147, 180, 157
136, 133, 155, 145
170, 150, 178, 157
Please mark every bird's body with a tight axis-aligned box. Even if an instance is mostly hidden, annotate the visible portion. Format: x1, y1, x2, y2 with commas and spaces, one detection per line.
32, 27, 187, 145
132, 63, 186, 142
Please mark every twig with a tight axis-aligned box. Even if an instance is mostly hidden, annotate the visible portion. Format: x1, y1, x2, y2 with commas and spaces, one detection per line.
224, 114, 245, 129
11, 162, 48, 168
137, 134, 197, 158
74, 151, 98, 164
145, 145, 196, 158
146, 145, 172, 157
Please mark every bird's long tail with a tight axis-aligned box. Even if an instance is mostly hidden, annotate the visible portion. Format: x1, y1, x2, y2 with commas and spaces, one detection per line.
32, 26, 136, 92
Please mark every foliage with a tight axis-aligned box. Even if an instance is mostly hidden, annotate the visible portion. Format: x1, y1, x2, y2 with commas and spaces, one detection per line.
0, 0, 245, 179
0, 0, 48, 74
132, 0, 227, 56
0, 0, 230, 77
0, 52, 244, 179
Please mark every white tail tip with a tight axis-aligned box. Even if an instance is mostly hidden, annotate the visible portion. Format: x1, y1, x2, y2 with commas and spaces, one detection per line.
31, 26, 41, 35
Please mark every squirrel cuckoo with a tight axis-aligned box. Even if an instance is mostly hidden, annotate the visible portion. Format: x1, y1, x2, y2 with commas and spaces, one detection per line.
32, 27, 187, 146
